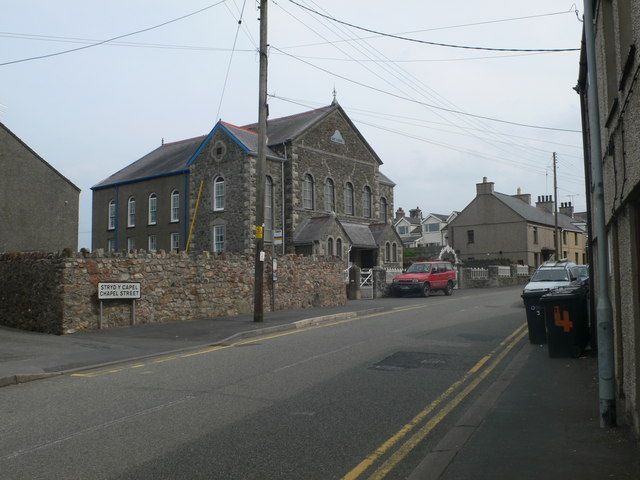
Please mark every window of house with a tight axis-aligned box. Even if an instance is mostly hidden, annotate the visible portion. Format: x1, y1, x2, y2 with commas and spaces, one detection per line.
385, 242, 391, 262
616, 0, 633, 88
362, 186, 372, 218
214, 177, 225, 211
127, 197, 136, 227
127, 237, 135, 252
392, 243, 397, 262
344, 182, 354, 215
533, 227, 538, 245
467, 230, 475, 244
427, 223, 439, 232
398, 225, 408, 235
575, 252, 579, 264
108, 200, 116, 230
107, 239, 116, 252
574, 232, 578, 246
213, 225, 225, 253
170, 190, 180, 222
336, 238, 342, 259
148, 235, 157, 252
563, 251, 568, 259
265, 176, 273, 242
303, 174, 314, 210
327, 237, 333, 256
148, 194, 157, 225
562, 230, 567, 245
380, 197, 388, 223
324, 178, 335, 212
602, 0, 619, 112
170, 232, 180, 252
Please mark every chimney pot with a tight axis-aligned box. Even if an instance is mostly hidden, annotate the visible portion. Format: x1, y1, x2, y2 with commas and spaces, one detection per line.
517, 187, 522, 195
482, 176, 487, 183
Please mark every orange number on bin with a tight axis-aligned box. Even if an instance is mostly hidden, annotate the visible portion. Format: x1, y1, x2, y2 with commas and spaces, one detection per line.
553, 306, 573, 333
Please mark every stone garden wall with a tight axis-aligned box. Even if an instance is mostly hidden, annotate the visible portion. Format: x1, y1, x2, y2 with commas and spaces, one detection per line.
0, 251, 346, 334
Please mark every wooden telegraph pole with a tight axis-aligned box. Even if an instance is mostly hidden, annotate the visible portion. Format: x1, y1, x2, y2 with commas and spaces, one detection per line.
553, 152, 560, 259
253, 0, 268, 322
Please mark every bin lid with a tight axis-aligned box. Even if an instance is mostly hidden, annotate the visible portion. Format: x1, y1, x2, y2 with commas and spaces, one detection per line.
521, 289, 549, 299
540, 285, 587, 301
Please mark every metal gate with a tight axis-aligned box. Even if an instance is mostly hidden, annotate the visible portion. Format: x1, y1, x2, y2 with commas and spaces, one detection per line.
360, 268, 373, 299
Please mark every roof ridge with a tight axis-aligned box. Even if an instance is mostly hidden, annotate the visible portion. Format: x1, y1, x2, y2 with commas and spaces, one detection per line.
241, 104, 333, 129
221, 121, 258, 135
162, 134, 207, 147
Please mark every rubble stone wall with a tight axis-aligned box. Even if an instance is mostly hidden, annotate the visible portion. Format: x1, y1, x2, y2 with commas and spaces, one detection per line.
1, 251, 346, 334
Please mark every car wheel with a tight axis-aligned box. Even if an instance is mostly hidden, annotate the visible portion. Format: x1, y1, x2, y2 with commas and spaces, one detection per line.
421, 283, 430, 297
445, 281, 454, 296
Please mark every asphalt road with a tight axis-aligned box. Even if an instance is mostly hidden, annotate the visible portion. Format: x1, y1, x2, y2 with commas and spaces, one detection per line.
0, 287, 526, 480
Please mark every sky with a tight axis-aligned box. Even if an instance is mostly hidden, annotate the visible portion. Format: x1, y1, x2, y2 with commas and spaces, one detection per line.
1, 1, 586, 249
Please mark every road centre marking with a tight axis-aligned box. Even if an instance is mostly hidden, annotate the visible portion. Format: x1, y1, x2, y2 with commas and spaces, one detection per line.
341, 323, 527, 480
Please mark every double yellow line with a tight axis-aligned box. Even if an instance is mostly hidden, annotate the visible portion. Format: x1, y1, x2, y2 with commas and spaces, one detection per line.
342, 323, 528, 480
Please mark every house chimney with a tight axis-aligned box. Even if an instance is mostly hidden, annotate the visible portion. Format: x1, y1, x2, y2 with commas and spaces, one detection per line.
395, 207, 405, 220
559, 201, 574, 218
409, 206, 422, 220
511, 187, 531, 205
535, 195, 554, 213
476, 177, 495, 195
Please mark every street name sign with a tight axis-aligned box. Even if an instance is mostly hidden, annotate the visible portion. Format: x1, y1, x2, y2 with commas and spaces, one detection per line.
98, 282, 141, 300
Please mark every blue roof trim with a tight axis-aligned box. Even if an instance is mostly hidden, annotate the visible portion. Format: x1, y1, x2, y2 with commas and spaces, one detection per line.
91, 170, 189, 191
185, 122, 250, 168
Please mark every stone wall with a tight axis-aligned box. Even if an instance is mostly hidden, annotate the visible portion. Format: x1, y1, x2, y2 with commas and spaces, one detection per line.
1, 251, 346, 334
0, 252, 65, 334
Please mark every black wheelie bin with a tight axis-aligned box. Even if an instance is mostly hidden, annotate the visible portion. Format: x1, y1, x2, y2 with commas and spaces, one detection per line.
539, 285, 589, 358
521, 290, 547, 344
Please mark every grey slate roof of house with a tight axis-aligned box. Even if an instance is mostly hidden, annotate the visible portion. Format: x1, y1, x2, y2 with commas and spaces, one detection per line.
401, 234, 423, 245
494, 192, 583, 232
339, 221, 378, 248
242, 106, 334, 145
431, 213, 449, 222
292, 216, 338, 244
92, 135, 205, 189
92, 104, 395, 190
368, 223, 395, 244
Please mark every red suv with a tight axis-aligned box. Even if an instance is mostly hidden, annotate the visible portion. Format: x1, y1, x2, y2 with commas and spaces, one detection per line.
390, 261, 457, 297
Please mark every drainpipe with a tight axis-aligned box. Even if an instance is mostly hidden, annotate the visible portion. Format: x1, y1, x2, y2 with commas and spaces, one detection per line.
114, 185, 120, 251
584, 0, 616, 427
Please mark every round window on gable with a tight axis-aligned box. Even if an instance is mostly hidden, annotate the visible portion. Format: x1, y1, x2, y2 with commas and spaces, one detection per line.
210, 140, 227, 161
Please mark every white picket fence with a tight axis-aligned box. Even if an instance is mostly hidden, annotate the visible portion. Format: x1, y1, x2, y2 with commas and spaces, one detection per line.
497, 266, 511, 277
516, 265, 530, 276
467, 268, 488, 279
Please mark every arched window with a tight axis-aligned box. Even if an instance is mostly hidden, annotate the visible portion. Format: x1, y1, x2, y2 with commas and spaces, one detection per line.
380, 197, 388, 224
148, 194, 157, 225
265, 176, 273, 242
336, 238, 343, 259
303, 174, 314, 210
170, 190, 179, 222
327, 237, 334, 256
324, 178, 335, 212
108, 200, 116, 230
385, 242, 391, 262
362, 186, 372, 218
392, 243, 398, 262
344, 182, 354, 215
127, 197, 136, 227
213, 176, 225, 211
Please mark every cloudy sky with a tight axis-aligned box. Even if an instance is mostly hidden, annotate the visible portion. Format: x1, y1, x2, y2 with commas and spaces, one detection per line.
1, 1, 586, 249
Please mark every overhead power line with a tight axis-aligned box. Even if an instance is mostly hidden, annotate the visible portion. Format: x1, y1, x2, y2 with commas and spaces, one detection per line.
270, 46, 582, 133
287, 0, 581, 53
0, 0, 227, 67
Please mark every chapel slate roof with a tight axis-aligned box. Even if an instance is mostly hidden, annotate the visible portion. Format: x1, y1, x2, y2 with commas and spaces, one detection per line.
378, 171, 396, 186
92, 135, 206, 189
338, 220, 378, 248
293, 216, 339, 245
243, 105, 334, 145
494, 192, 582, 232
220, 122, 280, 158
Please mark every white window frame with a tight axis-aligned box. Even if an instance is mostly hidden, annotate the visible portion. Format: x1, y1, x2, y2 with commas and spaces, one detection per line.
303, 174, 314, 210
264, 176, 273, 242
324, 178, 335, 212
170, 232, 180, 252
127, 197, 136, 227
213, 177, 225, 211
362, 186, 372, 218
213, 225, 225, 253
148, 235, 157, 252
107, 239, 116, 252
127, 237, 135, 252
108, 200, 116, 230
148, 194, 157, 225
344, 182, 354, 215
170, 190, 180, 223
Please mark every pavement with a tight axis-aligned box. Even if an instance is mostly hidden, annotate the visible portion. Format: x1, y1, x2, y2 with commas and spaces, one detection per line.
2, 288, 639, 479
